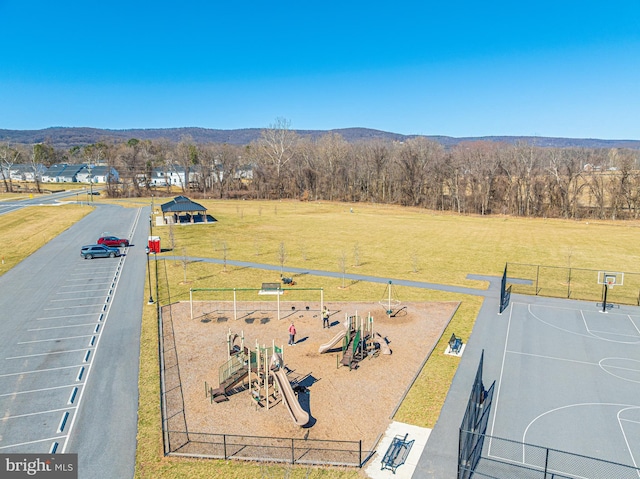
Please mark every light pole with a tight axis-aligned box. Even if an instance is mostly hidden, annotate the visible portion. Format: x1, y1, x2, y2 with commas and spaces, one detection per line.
145, 246, 154, 304
88, 164, 93, 201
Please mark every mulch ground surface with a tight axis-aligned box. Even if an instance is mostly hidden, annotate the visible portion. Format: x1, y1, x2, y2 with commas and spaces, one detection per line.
163, 300, 459, 452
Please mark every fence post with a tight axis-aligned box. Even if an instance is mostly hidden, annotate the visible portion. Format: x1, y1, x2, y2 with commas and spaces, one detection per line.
223, 434, 227, 460
291, 438, 295, 464
536, 265, 540, 295
543, 447, 549, 479
359, 440, 362, 467
567, 268, 572, 298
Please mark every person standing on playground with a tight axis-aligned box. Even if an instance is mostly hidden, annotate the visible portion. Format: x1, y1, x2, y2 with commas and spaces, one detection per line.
288, 322, 297, 345
322, 306, 330, 328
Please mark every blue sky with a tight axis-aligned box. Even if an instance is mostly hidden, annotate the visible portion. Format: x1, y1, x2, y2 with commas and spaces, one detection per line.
1, 1, 639, 139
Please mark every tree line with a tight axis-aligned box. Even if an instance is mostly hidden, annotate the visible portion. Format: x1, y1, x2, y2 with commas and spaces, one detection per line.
2, 118, 640, 220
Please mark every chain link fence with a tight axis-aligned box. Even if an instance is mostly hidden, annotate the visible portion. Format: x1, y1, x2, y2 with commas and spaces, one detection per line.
506, 263, 640, 305
459, 430, 640, 479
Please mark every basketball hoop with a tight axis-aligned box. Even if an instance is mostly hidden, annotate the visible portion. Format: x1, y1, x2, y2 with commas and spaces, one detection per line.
597, 271, 623, 313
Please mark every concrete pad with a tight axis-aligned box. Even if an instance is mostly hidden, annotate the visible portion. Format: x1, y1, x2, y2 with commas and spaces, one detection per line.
365, 421, 431, 479
445, 343, 466, 356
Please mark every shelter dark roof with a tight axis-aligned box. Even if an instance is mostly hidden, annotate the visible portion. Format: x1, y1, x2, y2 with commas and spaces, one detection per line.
160, 196, 207, 213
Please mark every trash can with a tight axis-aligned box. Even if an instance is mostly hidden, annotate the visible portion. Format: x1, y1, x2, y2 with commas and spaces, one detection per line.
148, 236, 161, 253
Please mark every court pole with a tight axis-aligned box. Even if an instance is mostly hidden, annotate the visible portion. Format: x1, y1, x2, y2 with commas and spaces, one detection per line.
602, 283, 608, 313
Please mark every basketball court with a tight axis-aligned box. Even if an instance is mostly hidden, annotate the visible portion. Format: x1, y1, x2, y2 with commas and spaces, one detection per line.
479, 273, 640, 477
413, 270, 640, 479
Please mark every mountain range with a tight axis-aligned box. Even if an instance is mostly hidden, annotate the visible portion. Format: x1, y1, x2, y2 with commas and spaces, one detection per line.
1, 126, 639, 150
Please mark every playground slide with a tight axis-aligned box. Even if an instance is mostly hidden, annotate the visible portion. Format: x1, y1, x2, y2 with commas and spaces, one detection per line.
318, 329, 346, 354
271, 368, 310, 427
375, 332, 392, 355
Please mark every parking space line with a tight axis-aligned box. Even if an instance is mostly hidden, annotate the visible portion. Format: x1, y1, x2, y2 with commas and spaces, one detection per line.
6, 348, 95, 360
51, 297, 103, 302
36, 313, 96, 320
44, 304, 105, 311
0, 383, 80, 397
56, 289, 109, 295
2, 406, 76, 420
0, 436, 68, 451
0, 364, 84, 378
28, 323, 98, 331
18, 334, 95, 344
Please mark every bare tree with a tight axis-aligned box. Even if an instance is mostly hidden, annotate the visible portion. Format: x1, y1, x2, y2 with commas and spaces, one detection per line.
256, 118, 298, 198
278, 241, 288, 274
338, 251, 347, 288
221, 241, 228, 272
353, 242, 360, 267
0, 143, 20, 192
180, 247, 189, 283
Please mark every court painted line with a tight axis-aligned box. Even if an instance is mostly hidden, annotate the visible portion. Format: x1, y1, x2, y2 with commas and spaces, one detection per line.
587, 329, 640, 339
0, 383, 79, 397
6, 348, 95, 360
521, 402, 640, 464
28, 323, 98, 331
526, 305, 640, 344
507, 350, 600, 368
0, 436, 67, 450
618, 407, 640, 470
0, 364, 84, 378
488, 302, 513, 444
18, 334, 95, 344
2, 405, 76, 420
581, 310, 640, 343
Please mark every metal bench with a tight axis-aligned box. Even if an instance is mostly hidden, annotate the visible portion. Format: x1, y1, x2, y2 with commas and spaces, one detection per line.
381, 433, 414, 474
259, 282, 282, 295
449, 333, 463, 354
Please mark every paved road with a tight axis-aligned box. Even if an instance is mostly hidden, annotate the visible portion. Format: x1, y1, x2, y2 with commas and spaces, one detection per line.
0, 189, 98, 215
0, 201, 147, 479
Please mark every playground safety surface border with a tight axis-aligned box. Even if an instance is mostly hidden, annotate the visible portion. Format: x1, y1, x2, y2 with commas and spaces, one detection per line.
163, 300, 458, 459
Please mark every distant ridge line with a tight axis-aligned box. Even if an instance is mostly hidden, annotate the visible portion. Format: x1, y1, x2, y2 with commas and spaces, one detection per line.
0, 126, 638, 150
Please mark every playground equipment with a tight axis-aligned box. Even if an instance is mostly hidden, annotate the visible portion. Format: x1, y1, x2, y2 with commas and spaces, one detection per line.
379, 281, 401, 316
208, 351, 249, 403
189, 287, 324, 321
319, 312, 391, 369
270, 352, 309, 427
227, 329, 245, 358
207, 334, 309, 427
248, 340, 283, 410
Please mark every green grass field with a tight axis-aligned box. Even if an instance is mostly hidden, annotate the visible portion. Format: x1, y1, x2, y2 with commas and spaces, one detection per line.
4, 198, 640, 479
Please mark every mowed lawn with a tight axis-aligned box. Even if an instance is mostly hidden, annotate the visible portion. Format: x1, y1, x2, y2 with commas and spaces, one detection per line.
4, 198, 640, 479
0, 204, 91, 275
136, 199, 640, 479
